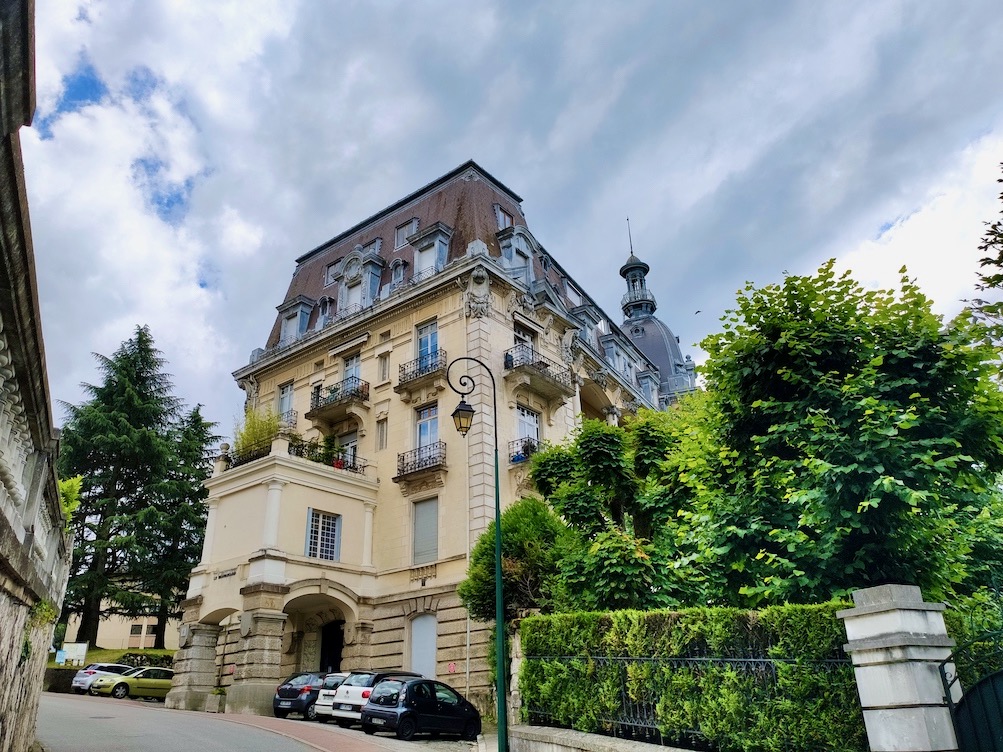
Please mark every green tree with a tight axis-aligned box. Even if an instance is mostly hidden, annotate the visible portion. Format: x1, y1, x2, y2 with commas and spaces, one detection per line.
57, 326, 215, 646
130, 406, 218, 648
458, 496, 569, 622
529, 418, 678, 611
670, 261, 1003, 604
971, 164, 1003, 344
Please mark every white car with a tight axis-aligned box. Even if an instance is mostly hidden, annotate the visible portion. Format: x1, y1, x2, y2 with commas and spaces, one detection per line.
313, 672, 350, 723
71, 663, 133, 695
321, 670, 421, 727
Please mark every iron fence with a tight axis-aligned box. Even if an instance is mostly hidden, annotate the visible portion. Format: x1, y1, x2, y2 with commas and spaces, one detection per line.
508, 437, 540, 464
288, 441, 368, 474
523, 653, 858, 751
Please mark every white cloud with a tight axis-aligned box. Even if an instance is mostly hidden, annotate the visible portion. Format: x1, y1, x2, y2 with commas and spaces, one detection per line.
19, 0, 1003, 440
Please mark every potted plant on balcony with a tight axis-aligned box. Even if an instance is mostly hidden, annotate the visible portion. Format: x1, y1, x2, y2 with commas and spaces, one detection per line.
321, 434, 345, 468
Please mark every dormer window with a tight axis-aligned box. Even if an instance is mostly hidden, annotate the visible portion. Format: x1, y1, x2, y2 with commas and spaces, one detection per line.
276, 295, 316, 343
390, 259, 407, 288
325, 259, 342, 287
496, 205, 513, 230
395, 219, 418, 249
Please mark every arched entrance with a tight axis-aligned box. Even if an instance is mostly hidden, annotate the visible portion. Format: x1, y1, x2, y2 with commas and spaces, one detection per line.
283, 592, 354, 674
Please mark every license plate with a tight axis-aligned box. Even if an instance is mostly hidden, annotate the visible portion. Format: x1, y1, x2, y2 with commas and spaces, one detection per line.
279, 701, 291, 707
339, 703, 354, 710
370, 718, 385, 726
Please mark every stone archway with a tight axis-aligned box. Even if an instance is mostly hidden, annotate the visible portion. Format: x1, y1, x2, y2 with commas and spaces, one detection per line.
282, 584, 368, 675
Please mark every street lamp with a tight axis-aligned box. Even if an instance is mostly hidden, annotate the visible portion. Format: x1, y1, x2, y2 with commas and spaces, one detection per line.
447, 356, 508, 752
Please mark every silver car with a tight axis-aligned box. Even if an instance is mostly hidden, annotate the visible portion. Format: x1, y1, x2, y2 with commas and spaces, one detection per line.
71, 663, 133, 695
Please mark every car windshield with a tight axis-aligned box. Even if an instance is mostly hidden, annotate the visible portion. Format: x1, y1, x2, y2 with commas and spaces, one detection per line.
122, 667, 144, 677
343, 673, 376, 687
369, 680, 404, 706
322, 675, 346, 689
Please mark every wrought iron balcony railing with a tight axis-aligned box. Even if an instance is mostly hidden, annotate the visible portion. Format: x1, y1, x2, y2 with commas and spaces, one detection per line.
226, 438, 273, 469
410, 265, 438, 286
310, 376, 370, 410
398, 349, 447, 387
503, 344, 574, 390
278, 409, 298, 428
288, 441, 368, 474
395, 441, 447, 478
509, 437, 541, 464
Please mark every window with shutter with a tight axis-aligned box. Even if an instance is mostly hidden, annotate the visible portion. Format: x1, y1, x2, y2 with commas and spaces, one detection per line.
412, 498, 438, 565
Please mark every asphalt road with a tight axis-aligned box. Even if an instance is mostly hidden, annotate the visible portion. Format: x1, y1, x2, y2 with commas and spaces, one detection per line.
35, 693, 479, 752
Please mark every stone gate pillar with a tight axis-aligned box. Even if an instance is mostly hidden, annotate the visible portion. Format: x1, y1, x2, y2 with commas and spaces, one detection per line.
227, 582, 290, 716
165, 623, 223, 711
838, 584, 959, 752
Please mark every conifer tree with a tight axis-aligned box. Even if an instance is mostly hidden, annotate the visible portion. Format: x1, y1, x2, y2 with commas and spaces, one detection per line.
57, 326, 214, 647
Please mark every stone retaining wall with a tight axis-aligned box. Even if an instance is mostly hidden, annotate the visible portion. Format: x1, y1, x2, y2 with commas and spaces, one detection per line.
509, 725, 692, 752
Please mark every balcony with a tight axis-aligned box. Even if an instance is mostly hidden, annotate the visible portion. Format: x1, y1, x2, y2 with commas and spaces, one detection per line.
305, 376, 370, 430
508, 437, 540, 464
278, 409, 298, 429
394, 349, 447, 404
393, 441, 447, 494
288, 441, 368, 475
621, 288, 656, 308
502, 344, 575, 403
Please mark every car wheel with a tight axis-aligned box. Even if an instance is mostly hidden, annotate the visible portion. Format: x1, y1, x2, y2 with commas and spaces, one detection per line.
73, 688, 85, 695
304, 703, 318, 722
363, 726, 376, 736
274, 710, 289, 719
336, 719, 352, 729
111, 684, 129, 700
88, 687, 99, 697
317, 716, 329, 724
396, 716, 417, 741
462, 720, 479, 741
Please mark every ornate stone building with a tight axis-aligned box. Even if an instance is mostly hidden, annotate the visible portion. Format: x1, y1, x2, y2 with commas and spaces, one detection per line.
0, 1, 72, 749
166, 161, 695, 715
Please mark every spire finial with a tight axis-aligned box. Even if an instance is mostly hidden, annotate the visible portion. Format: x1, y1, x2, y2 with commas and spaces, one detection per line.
627, 216, 634, 256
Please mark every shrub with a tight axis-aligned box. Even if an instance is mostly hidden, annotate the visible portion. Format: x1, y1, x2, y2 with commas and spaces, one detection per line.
519, 602, 866, 752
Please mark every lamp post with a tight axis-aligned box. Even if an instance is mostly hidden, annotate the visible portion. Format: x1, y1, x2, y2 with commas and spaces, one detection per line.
447, 356, 508, 752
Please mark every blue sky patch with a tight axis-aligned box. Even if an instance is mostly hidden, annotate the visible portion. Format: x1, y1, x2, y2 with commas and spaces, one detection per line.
34, 57, 108, 138
131, 156, 195, 224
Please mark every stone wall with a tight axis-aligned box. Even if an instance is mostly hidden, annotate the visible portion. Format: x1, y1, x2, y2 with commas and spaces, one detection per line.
0, 593, 56, 752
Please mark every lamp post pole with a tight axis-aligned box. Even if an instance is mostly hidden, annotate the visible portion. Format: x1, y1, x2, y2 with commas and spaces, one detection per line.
447, 356, 507, 752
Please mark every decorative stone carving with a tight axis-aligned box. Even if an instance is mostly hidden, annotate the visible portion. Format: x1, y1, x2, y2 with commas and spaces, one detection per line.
398, 472, 446, 497
465, 265, 492, 318
590, 368, 608, 389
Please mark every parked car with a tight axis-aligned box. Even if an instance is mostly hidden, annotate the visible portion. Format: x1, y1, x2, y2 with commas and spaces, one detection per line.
360, 677, 481, 741
89, 666, 175, 700
313, 672, 350, 723
71, 663, 132, 695
273, 671, 332, 720
326, 670, 422, 727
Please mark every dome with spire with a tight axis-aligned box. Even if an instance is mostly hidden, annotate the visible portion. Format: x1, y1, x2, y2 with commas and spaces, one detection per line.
618, 250, 696, 405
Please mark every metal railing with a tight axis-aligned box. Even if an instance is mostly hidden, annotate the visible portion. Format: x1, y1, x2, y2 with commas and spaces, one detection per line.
288, 441, 368, 474
620, 288, 656, 308
398, 349, 447, 386
226, 438, 273, 469
508, 437, 540, 464
310, 376, 370, 410
278, 409, 297, 428
524, 653, 857, 750
503, 343, 574, 390
396, 441, 446, 477
410, 266, 438, 285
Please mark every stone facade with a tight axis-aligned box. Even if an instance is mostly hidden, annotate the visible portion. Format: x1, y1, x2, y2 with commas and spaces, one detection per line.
167, 162, 694, 715
0, 2, 71, 751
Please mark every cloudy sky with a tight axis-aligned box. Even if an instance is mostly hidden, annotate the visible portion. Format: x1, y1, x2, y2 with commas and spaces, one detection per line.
22, 1, 1003, 440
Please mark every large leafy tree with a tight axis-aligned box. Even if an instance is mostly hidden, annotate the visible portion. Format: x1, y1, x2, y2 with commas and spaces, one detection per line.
669, 261, 1003, 604
58, 326, 215, 646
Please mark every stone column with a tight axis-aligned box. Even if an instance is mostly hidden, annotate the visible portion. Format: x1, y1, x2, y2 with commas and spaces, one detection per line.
165, 623, 222, 711
199, 497, 220, 566
227, 582, 290, 716
261, 480, 285, 549
362, 501, 376, 567
838, 584, 958, 752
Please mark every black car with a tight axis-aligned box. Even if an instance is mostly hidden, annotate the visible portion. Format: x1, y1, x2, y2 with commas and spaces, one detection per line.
360, 677, 481, 741
273, 671, 329, 720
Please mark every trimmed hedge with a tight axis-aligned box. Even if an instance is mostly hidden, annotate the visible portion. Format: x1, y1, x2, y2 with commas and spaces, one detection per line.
519, 602, 866, 752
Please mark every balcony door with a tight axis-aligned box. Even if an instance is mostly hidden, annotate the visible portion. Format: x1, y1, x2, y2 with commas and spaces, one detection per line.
417, 321, 438, 372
